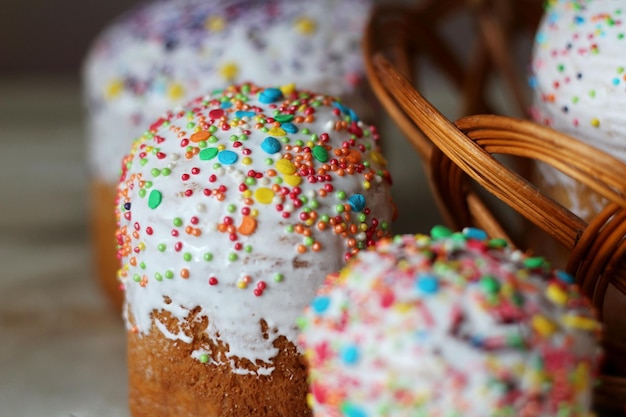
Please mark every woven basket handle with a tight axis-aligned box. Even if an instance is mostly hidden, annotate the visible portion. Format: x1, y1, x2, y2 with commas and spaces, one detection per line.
372, 54, 626, 245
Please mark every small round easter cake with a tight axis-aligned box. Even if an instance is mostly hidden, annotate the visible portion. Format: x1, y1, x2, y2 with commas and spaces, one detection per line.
298, 226, 602, 417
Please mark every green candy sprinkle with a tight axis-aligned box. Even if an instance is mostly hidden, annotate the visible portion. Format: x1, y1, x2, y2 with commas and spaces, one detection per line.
133, 274, 141, 282
227, 204, 236, 213
199, 147, 219, 161
203, 253, 213, 261
480, 275, 501, 294
151, 168, 161, 177
138, 189, 147, 198
155, 273, 163, 281
173, 217, 183, 227
165, 270, 174, 279
183, 252, 192, 262
523, 257, 546, 269
161, 168, 171, 176
431, 225, 452, 239
244, 245, 253, 253
199, 353, 209, 364
148, 190, 163, 209
157, 243, 166, 252
228, 253, 238, 262
273, 273, 284, 282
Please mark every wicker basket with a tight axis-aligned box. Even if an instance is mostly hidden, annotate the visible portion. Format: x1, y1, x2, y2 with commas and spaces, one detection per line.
366, 46, 626, 417
363, 0, 542, 160
364, 2, 626, 414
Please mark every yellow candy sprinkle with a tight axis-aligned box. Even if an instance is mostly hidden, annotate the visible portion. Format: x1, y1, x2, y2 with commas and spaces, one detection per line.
243, 190, 252, 198
254, 187, 274, 204
105, 79, 124, 99
532, 315, 557, 337
237, 281, 247, 289
242, 157, 252, 165
370, 150, 387, 167
363, 181, 371, 190
280, 83, 296, 96
284, 174, 302, 186
306, 393, 314, 408
218, 144, 226, 150
251, 209, 259, 218
573, 362, 590, 391
276, 159, 296, 174
220, 62, 239, 81
561, 314, 599, 331
294, 17, 317, 35
168, 83, 185, 100
268, 127, 287, 137
205, 16, 226, 32
546, 283, 569, 305
393, 302, 412, 314
591, 118, 600, 127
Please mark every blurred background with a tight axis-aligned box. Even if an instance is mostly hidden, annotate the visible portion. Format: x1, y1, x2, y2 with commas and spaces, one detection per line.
0, 0, 536, 415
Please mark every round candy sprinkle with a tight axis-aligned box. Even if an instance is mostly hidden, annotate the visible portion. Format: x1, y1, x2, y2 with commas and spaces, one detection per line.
217, 150, 238, 165
261, 137, 281, 154
347, 194, 366, 212
259, 87, 283, 103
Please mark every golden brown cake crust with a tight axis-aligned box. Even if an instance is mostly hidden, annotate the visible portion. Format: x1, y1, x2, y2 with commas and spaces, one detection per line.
91, 181, 124, 310
127, 309, 312, 417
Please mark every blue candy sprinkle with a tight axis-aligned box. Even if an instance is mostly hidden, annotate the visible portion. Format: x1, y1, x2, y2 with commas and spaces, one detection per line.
416, 273, 439, 294
311, 296, 331, 314
555, 270, 575, 284
259, 88, 283, 104
235, 110, 256, 119
261, 137, 281, 154
347, 108, 360, 122
348, 194, 366, 212
341, 345, 360, 365
220, 101, 233, 109
218, 150, 238, 165
281, 122, 298, 133
462, 227, 488, 241
341, 403, 367, 417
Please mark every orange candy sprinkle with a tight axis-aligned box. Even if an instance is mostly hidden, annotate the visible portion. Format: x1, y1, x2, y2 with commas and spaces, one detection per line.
190, 130, 210, 143
238, 216, 257, 236
180, 268, 190, 279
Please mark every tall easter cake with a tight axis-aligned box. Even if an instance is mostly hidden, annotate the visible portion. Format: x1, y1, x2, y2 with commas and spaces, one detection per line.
115, 83, 394, 416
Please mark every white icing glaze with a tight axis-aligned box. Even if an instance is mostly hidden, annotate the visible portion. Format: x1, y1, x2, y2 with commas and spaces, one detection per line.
83, 0, 375, 184
116, 83, 394, 375
298, 228, 602, 417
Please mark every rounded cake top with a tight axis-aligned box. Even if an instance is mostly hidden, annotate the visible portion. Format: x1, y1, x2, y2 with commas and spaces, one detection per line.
529, 0, 626, 160
84, 0, 374, 183
298, 225, 602, 417
116, 82, 394, 375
